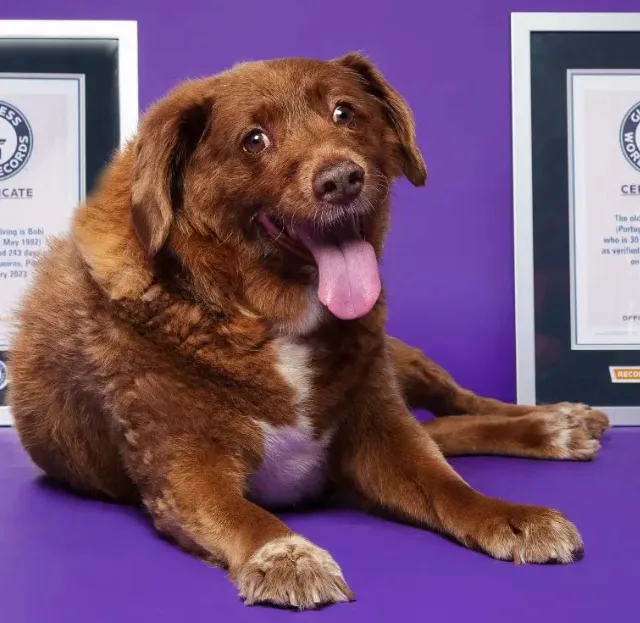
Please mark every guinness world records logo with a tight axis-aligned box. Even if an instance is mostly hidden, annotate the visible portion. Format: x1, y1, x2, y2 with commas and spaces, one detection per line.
0, 100, 34, 181
620, 101, 640, 172
0, 360, 7, 392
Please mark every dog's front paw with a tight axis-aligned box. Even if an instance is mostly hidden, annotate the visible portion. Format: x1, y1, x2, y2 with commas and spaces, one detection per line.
469, 501, 584, 565
237, 535, 354, 610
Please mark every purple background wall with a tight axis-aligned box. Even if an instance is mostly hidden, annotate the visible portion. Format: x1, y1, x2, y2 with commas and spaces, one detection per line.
4, 1, 637, 403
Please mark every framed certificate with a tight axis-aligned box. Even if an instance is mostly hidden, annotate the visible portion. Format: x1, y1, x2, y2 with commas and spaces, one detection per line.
0, 21, 138, 425
511, 12, 640, 426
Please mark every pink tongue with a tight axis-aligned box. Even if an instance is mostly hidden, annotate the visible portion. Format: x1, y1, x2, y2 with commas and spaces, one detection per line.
297, 227, 381, 320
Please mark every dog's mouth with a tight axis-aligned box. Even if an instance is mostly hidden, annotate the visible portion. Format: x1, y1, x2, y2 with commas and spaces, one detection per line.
256, 211, 381, 321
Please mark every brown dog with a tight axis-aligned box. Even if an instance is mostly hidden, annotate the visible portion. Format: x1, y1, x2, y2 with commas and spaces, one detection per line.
8, 53, 609, 610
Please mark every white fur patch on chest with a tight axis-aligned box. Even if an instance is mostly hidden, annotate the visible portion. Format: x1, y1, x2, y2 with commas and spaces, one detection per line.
248, 338, 332, 508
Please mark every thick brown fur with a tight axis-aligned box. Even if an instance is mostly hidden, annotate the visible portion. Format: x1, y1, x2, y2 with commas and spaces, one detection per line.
8, 53, 610, 611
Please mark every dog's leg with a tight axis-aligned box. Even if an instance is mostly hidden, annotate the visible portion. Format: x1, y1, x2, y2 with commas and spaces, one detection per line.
421, 413, 604, 459
386, 336, 610, 432
386, 336, 527, 415
333, 381, 585, 564
135, 448, 354, 610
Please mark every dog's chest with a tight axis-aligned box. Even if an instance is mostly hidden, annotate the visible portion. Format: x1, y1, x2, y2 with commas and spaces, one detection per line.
248, 338, 332, 507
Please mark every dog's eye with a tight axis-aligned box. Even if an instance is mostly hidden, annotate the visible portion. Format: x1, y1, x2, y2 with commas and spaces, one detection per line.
243, 130, 271, 153
332, 104, 355, 125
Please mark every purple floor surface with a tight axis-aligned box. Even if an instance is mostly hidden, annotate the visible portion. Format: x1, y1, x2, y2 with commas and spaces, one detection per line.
1, 427, 638, 622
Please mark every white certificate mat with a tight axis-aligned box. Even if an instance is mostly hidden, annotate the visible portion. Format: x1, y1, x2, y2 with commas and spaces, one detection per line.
0, 73, 85, 348
568, 70, 640, 350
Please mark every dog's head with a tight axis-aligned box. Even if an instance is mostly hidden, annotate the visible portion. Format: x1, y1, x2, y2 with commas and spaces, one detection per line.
83, 54, 426, 330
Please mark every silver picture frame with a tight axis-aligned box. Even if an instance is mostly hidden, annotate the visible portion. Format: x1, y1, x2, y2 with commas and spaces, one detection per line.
511, 12, 640, 426
0, 20, 139, 426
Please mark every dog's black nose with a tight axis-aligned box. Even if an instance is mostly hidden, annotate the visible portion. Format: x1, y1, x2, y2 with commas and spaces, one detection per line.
312, 160, 365, 204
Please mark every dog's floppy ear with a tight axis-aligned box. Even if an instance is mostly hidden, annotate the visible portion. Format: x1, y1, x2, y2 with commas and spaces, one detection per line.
131, 82, 213, 256
335, 52, 427, 187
